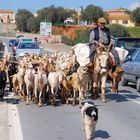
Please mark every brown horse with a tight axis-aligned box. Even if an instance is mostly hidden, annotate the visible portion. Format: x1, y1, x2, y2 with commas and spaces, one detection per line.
108, 66, 124, 93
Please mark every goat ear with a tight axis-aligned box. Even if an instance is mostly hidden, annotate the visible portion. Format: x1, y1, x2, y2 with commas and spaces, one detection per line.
107, 43, 114, 52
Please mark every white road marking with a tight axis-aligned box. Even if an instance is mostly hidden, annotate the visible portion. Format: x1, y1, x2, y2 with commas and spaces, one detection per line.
8, 93, 23, 140
119, 92, 140, 105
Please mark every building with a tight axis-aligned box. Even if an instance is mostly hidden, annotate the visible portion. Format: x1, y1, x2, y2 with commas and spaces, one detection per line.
107, 9, 135, 27
0, 9, 15, 23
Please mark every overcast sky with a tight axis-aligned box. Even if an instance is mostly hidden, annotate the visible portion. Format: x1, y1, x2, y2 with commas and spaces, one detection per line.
0, 0, 140, 12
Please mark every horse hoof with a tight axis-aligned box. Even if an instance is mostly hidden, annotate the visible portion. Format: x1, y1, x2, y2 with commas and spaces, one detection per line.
72, 102, 76, 106
66, 101, 69, 105
101, 98, 107, 103
112, 88, 118, 93
79, 105, 82, 109
38, 103, 42, 107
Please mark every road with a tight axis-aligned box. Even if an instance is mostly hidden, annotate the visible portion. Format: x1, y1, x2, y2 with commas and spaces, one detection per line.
16, 83, 140, 140
1, 36, 140, 140
0, 36, 57, 56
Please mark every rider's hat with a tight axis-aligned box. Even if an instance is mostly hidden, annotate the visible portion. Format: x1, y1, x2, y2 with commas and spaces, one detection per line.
98, 17, 106, 23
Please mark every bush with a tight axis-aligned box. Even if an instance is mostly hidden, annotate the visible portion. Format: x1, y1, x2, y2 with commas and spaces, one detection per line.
127, 27, 140, 37
108, 24, 129, 37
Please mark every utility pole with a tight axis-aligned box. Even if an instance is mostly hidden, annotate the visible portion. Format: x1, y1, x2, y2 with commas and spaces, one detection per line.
44, 10, 46, 22
7, 15, 10, 36
0, 20, 2, 33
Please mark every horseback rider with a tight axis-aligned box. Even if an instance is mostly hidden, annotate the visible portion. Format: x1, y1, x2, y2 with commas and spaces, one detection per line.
89, 17, 120, 72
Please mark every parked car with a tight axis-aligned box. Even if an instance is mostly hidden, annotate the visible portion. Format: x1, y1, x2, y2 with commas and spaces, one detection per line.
9, 39, 16, 47
15, 38, 43, 58
122, 49, 140, 92
113, 37, 140, 58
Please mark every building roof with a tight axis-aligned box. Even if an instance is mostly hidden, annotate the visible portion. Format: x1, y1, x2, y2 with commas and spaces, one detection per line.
108, 15, 131, 20
0, 9, 14, 14
107, 8, 130, 12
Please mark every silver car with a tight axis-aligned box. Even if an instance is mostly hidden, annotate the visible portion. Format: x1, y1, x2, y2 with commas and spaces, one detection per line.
15, 40, 43, 57
122, 49, 140, 92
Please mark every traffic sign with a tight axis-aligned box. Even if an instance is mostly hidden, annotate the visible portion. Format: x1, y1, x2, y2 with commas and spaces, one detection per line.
40, 22, 52, 40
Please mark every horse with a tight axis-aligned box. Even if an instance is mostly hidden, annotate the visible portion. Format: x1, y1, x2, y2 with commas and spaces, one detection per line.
91, 43, 112, 103
108, 47, 128, 93
108, 66, 124, 93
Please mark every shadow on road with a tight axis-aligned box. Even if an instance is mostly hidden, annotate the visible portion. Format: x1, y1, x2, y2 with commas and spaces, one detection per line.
0, 90, 20, 105
106, 89, 140, 103
94, 129, 111, 139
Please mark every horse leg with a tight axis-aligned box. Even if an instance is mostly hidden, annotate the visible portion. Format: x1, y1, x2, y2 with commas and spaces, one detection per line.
72, 90, 76, 106
112, 77, 116, 93
34, 88, 39, 104
38, 90, 43, 107
93, 75, 98, 99
101, 75, 107, 103
26, 87, 29, 105
65, 91, 69, 105
79, 90, 84, 109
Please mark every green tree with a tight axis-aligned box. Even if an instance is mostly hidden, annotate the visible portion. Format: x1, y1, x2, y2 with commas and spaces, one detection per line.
108, 24, 129, 37
81, 4, 105, 24
26, 17, 40, 33
37, 5, 76, 25
16, 9, 33, 32
131, 7, 140, 25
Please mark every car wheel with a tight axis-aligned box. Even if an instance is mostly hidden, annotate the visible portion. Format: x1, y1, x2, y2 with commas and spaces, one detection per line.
121, 75, 128, 86
136, 79, 140, 92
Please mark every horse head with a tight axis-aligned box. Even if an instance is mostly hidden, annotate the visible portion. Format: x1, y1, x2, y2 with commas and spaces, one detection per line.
94, 43, 111, 75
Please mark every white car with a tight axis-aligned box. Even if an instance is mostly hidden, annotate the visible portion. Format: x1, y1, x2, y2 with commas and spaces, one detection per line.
15, 39, 43, 57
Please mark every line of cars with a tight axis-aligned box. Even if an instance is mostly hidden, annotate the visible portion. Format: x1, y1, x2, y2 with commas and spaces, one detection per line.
113, 37, 140, 92
8, 36, 44, 59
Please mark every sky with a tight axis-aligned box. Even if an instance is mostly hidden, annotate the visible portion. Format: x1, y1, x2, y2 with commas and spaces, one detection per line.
0, 0, 140, 12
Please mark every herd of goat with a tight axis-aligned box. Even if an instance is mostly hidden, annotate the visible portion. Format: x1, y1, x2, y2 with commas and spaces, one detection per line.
0, 43, 124, 108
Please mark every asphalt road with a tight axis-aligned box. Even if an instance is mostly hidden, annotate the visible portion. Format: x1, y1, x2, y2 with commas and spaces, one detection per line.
1, 36, 140, 140
16, 83, 140, 140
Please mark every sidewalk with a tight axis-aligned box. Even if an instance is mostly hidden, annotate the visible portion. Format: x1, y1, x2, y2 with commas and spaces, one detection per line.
0, 101, 9, 140
0, 92, 23, 140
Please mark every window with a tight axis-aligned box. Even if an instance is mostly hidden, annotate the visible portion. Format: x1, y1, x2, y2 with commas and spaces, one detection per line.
134, 52, 140, 62
122, 20, 128, 24
117, 38, 140, 49
18, 43, 39, 49
109, 21, 112, 24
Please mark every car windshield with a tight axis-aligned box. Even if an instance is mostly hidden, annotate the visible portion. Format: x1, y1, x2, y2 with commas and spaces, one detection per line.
18, 42, 39, 49
116, 38, 140, 49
